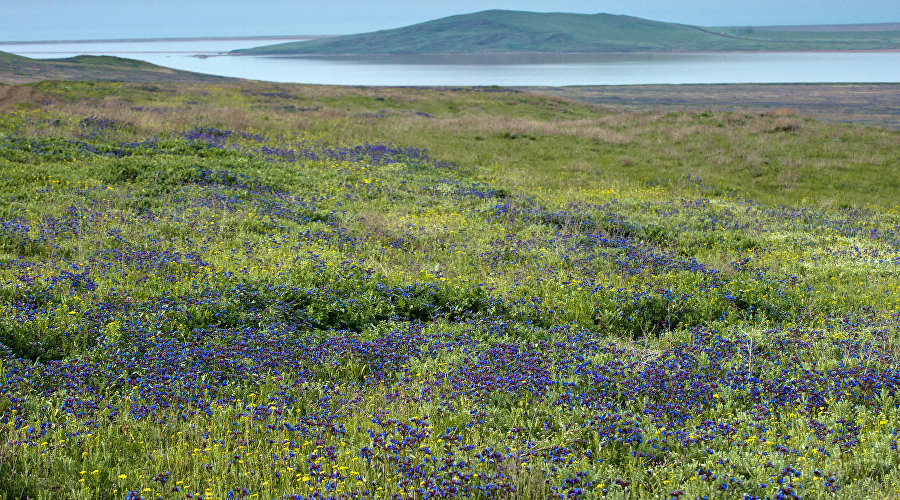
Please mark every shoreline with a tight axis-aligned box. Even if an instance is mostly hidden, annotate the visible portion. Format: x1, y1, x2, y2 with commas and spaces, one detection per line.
243, 48, 900, 57
0, 35, 335, 45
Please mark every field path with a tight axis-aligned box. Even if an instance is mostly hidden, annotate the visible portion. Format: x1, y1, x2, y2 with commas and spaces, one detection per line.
0, 85, 36, 109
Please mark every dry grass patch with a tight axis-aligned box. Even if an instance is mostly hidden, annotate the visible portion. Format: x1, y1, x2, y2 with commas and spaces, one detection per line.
435, 115, 639, 144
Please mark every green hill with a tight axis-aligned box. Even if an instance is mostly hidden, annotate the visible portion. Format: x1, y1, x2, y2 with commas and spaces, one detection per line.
234, 10, 900, 55
0, 51, 236, 84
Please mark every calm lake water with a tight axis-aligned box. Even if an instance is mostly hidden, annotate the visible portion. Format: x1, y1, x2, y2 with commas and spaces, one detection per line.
3, 39, 900, 85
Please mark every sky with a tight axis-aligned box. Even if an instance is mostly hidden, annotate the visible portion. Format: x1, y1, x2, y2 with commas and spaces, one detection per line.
3, 0, 899, 41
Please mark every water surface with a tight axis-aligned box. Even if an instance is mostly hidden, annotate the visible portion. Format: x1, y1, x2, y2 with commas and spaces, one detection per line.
2, 39, 899, 85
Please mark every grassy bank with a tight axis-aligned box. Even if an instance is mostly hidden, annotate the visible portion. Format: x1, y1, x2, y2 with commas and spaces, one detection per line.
0, 52, 236, 85
0, 81, 898, 499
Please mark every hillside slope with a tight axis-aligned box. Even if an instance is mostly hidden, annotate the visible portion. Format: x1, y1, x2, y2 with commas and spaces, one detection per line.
0, 51, 236, 84
234, 10, 900, 55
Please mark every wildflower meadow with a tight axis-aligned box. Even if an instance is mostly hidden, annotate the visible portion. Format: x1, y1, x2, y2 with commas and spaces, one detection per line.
0, 81, 899, 499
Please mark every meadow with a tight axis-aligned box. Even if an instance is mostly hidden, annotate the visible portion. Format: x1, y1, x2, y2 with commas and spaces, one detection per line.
0, 81, 899, 499
527, 84, 900, 130
0, 52, 234, 86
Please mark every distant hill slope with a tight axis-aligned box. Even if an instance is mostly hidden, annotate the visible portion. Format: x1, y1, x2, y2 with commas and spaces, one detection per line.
0, 52, 236, 84
234, 10, 900, 55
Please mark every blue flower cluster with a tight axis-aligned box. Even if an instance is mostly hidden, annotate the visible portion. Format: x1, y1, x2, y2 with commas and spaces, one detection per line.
0, 120, 898, 499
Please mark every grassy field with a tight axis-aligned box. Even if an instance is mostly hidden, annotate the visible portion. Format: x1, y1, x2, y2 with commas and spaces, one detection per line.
0, 52, 235, 85
234, 10, 900, 55
526, 84, 900, 129
0, 81, 899, 499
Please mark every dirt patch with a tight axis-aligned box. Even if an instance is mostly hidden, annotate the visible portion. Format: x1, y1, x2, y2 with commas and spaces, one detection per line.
0, 85, 37, 109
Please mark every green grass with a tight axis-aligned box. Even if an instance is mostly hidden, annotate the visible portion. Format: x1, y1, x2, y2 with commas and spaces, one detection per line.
234, 10, 900, 55
18, 80, 900, 207
52, 55, 161, 70
0, 52, 30, 63
525, 84, 900, 130
0, 51, 236, 85
0, 81, 899, 499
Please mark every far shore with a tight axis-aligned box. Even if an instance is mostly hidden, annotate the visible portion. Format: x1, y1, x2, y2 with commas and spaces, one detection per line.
237, 48, 900, 57
0, 35, 335, 45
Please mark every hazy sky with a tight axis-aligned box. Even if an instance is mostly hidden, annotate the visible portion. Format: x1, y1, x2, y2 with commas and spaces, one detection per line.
4, 0, 899, 41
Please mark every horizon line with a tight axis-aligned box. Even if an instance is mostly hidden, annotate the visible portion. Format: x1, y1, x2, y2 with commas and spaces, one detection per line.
0, 35, 338, 45
4, 16, 900, 45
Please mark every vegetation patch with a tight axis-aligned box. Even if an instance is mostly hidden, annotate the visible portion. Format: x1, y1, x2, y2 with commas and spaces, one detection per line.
0, 81, 898, 499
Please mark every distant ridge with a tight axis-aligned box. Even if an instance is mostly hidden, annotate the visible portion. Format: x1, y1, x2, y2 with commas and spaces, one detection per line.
742, 23, 900, 32
233, 10, 900, 56
0, 51, 236, 84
